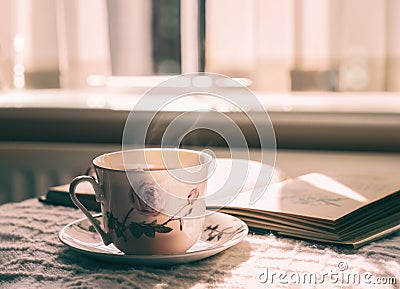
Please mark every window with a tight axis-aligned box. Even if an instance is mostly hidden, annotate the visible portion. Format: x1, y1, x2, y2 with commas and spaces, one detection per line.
205, 0, 400, 92
1, 0, 399, 93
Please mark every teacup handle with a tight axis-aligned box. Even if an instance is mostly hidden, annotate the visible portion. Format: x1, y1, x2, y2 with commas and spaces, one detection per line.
69, 175, 112, 245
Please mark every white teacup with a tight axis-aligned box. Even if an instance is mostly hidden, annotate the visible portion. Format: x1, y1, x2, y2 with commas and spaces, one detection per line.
69, 148, 213, 255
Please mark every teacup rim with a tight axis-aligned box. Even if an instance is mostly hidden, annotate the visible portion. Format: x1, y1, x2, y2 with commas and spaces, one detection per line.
92, 148, 214, 173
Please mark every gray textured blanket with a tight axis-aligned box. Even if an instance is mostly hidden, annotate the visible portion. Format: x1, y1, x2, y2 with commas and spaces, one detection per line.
0, 199, 399, 288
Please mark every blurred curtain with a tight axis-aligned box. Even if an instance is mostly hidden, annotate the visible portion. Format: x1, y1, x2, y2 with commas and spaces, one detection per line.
206, 0, 400, 92
1, 0, 400, 91
0, 0, 111, 89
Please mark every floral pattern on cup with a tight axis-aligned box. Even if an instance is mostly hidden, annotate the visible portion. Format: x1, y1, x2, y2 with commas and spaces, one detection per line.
130, 181, 166, 216
106, 186, 201, 241
187, 188, 199, 205
106, 209, 173, 241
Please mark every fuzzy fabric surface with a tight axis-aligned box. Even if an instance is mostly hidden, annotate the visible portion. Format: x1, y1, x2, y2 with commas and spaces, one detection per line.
0, 199, 399, 289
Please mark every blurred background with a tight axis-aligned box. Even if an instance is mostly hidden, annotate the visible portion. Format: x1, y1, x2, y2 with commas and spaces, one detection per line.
0, 0, 399, 91
1, 0, 400, 205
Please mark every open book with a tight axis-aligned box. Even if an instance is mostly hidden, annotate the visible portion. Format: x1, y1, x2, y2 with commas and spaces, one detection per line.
40, 159, 400, 248
207, 171, 400, 248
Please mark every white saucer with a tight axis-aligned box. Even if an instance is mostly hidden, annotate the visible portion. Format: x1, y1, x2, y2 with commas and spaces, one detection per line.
59, 211, 248, 266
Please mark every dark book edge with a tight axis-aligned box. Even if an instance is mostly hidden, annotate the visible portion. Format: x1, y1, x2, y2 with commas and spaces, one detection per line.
38, 194, 100, 212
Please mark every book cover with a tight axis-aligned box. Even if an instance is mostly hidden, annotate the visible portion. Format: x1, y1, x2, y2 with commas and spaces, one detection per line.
39, 182, 100, 212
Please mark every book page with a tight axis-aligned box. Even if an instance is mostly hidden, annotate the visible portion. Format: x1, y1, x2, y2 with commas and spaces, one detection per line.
324, 172, 400, 201
206, 158, 286, 195
205, 158, 286, 206
207, 172, 399, 221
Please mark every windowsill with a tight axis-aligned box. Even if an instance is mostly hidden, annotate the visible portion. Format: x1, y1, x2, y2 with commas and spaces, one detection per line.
1, 89, 400, 113
1, 89, 400, 151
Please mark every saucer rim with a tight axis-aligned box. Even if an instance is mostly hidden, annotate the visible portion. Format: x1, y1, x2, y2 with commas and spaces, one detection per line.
59, 211, 248, 265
